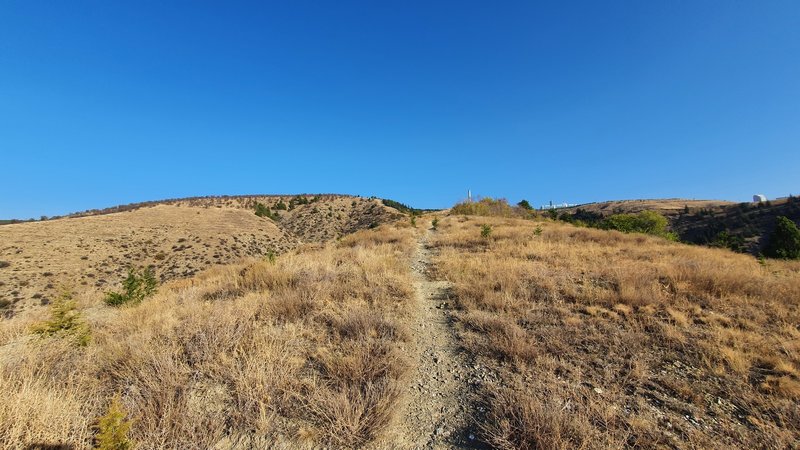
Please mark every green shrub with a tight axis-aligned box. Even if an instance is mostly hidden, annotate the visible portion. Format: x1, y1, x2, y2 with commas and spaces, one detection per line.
254, 203, 280, 221
410, 216, 417, 228
105, 267, 158, 306
481, 224, 493, 239
95, 395, 134, 450
534, 225, 543, 236
517, 199, 533, 210
764, 216, 800, 259
431, 217, 439, 231
31, 292, 90, 346
600, 211, 675, 240
274, 200, 288, 210
288, 195, 310, 210
711, 230, 746, 253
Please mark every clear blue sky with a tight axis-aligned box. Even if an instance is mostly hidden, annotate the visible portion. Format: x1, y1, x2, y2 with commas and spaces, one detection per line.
1, 1, 799, 218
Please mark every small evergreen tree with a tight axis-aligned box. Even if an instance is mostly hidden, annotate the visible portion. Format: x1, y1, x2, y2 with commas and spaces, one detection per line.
481, 224, 493, 239
517, 200, 533, 210
764, 216, 800, 259
95, 396, 134, 450
31, 291, 91, 346
105, 267, 158, 306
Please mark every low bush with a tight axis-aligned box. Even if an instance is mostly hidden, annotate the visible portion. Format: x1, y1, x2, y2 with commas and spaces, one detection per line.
288, 195, 310, 210
481, 224, 493, 239
712, 230, 746, 253
254, 203, 280, 221
95, 396, 134, 450
105, 267, 158, 306
31, 292, 90, 346
600, 211, 676, 240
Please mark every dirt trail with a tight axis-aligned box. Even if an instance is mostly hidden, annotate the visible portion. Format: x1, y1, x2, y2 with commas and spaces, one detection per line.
399, 228, 478, 449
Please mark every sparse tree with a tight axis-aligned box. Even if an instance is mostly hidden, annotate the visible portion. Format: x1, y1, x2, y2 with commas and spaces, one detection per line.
96, 396, 134, 450
764, 216, 800, 259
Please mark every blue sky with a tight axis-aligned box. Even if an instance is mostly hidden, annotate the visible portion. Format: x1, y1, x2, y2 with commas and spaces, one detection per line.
1, 1, 798, 218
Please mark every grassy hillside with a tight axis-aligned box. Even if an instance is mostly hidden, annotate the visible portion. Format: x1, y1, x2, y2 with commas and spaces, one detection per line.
1, 198, 798, 448
431, 215, 800, 448
0, 225, 417, 448
0, 196, 402, 318
560, 197, 800, 255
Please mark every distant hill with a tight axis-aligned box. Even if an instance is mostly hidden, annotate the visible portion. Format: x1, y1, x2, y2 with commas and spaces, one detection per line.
560, 197, 800, 254
560, 198, 735, 217
0, 195, 406, 317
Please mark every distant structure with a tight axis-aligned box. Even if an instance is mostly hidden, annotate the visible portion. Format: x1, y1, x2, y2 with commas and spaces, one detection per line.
753, 194, 767, 203
540, 201, 578, 210
467, 190, 472, 203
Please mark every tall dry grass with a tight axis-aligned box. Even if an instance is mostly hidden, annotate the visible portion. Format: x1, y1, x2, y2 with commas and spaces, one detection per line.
0, 225, 416, 449
432, 216, 800, 449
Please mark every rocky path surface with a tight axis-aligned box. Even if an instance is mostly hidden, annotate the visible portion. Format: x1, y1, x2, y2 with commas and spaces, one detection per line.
399, 228, 481, 449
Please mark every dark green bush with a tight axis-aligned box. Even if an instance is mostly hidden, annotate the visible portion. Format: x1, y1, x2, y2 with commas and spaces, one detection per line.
711, 230, 746, 253
600, 211, 675, 240
517, 199, 533, 210
288, 195, 310, 210
255, 203, 280, 221
764, 216, 800, 259
105, 267, 158, 306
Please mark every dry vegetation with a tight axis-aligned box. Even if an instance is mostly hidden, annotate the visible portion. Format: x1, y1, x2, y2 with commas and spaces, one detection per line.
560, 199, 735, 218
0, 196, 401, 318
0, 225, 417, 449
431, 215, 800, 449
3, 195, 799, 449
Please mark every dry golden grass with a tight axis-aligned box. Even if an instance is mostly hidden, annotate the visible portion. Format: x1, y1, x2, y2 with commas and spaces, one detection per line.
431, 215, 800, 449
0, 197, 401, 319
0, 225, 416, 449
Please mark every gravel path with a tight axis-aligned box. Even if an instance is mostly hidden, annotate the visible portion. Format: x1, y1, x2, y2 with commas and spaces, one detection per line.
399, 228, 482, 449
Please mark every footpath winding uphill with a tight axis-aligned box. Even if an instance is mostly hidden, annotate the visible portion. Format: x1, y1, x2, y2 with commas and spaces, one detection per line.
400, 228, 480, 449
